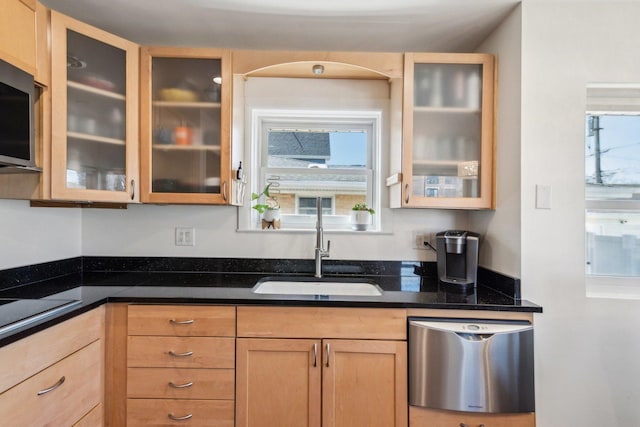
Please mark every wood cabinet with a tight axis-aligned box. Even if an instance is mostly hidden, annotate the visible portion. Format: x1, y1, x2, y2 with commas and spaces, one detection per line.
50, 11, 139, 203
392, 52, 495, 209
140, 47, 232, 204
0, 0, 36, 75
410, 406, 535, 427
0, 307, 105, 425
126, 304, 235, 426
236, 306, 408, 427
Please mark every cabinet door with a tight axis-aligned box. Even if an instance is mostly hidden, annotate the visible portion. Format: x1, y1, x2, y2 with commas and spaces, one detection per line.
50, 11, 139, 202
0, 0, 36, 75
236, 338, 321, 427
140, 47, 232, 204
322, 339, 407, 427
402, 52, 495, 209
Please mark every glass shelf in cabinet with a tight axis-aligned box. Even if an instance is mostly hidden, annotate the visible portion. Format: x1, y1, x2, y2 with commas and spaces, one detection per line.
67, 81, 126, 100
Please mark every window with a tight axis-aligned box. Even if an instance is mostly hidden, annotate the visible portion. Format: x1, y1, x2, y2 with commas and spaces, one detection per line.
585, 84, 640, 298
248, 111, 380, 231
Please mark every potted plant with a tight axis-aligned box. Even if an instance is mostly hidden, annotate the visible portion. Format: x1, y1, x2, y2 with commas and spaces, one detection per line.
351, 203, 375, 231
252, 183, 280, 224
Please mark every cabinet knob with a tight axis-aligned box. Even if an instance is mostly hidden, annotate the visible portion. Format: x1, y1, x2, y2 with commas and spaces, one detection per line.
130, 179, 135, 200
405, 184, 410, 204
222, 180, 228, 202
325, 343, 331, 367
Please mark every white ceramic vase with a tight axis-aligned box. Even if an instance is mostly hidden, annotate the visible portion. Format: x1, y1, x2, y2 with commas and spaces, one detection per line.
351, 210, 372, 231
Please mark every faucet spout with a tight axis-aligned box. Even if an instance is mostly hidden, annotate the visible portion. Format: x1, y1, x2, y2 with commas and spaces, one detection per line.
314, 197, 330, 278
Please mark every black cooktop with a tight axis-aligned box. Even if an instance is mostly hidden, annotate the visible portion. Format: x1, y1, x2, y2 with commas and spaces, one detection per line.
0, 298, 82, 336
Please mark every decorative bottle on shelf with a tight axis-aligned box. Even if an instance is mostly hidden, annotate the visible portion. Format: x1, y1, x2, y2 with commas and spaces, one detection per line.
430, 68, 443, 107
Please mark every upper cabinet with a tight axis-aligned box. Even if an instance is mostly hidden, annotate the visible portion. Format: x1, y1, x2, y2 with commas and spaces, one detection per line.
398, 53, 495, 209
140, 47, 231, 204
50, 11, 139, 203
0, 0, 36, 75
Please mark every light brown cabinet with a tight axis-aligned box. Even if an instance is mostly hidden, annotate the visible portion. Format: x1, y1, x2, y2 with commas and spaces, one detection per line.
126, 304, 235, 426
50, 11, 139, 203
394, 52, 495, 209
140, 47, 232, 204
0, 0, 36, 75
410, 406, 535, 427
236, 306, 408, 427
0, 307, 105, 425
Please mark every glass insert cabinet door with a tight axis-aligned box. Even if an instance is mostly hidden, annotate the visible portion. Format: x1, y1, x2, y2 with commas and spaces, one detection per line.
50, 11, 139, 202
139, 48, 231, 204
402, 53, 495, 209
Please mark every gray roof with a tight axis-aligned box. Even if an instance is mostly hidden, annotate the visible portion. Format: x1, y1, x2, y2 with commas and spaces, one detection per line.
268, 132, 331, 160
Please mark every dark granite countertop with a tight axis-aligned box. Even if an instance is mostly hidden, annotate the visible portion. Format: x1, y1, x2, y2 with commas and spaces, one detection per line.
0, 257, 542, 347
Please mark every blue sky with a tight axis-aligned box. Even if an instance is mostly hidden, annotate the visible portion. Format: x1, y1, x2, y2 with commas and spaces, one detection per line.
585, 115, 640, 184
327, 132, 366, 167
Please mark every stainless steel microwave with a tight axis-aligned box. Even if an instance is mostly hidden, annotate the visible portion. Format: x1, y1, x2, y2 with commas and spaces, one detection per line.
0, 58, 35, 168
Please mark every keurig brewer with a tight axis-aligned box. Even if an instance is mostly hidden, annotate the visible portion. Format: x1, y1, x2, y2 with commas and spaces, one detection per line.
436, 230, 480, 288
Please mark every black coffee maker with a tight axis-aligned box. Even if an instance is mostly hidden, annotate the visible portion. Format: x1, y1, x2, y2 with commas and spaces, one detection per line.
436, 230, 480, 288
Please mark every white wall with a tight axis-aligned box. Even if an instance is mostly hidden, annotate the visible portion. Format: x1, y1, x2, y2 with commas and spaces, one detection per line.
0, 199, 81, 269
471, 5, 522, 277
82, 77, 470, 261
520, 1, 640, 425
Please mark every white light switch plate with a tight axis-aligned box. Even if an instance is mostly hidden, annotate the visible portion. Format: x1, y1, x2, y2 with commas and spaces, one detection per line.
536, 185, 552, 209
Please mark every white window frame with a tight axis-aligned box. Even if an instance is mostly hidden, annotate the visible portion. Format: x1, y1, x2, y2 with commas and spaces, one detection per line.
585, 83, 640, 299
241, 109, 381, 231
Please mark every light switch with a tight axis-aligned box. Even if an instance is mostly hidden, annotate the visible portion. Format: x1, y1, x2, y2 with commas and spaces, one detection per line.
536, 185, 551, 209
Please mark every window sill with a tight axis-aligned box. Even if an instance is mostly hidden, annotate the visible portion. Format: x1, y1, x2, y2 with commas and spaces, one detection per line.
586, 275, 640, 300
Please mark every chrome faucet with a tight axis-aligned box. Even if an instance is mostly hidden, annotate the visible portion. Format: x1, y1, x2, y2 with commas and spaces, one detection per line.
314, 197, 330, 278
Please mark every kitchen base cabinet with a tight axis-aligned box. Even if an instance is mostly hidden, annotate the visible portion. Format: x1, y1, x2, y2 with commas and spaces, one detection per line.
127, 399, 235, 427
0, 307, 104, 425
410, 405, 535, 427
236, 307, 408, 427
0, 338, 103, 426
236, 338, 321, 427
323, 339, 407, 427
126, 304, 236, 426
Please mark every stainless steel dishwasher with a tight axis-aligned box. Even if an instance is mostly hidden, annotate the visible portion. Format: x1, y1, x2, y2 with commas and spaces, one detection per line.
409, 318, 535, 413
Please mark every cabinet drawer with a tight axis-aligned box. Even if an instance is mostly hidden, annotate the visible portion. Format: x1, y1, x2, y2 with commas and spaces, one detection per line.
128, 336, 235, 368
128, 305, 235, 337
73, 403, 103, 427
127, 399, 234, 427
409, 406, 535, 427
0, 306, 104, 394
0, 340, 103, 426
237, 306, 406, 339
128, 367, 234, 400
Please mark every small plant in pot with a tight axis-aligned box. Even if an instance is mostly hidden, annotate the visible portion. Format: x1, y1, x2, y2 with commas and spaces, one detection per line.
351, 202, 375, 231
252, 183, 280, 225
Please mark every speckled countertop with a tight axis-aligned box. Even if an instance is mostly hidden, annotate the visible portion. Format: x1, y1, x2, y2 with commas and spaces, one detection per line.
0, 257, 541, 346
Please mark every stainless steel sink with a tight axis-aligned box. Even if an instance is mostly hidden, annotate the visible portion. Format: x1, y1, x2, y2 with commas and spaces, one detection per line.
252, 277, 383, 296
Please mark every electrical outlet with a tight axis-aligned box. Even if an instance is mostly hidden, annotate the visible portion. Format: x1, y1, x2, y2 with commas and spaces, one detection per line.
175, 227, 195, 246
413, 231, 433, 250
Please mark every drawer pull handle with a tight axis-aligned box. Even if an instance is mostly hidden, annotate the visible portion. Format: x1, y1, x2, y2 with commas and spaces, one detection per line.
169, 319, 195, 325
313, 343, 318, 367
169, 350, 194, 358
169, 381, 194, 389
37, 376, 65, 396
325, 343, 331, 367
168, 413, 193, 421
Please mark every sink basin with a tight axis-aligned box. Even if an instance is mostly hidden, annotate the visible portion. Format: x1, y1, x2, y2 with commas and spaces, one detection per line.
252, 278, 383, 296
